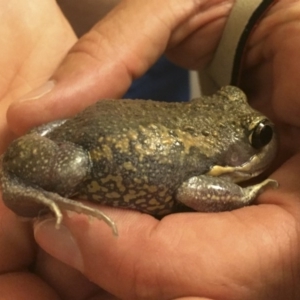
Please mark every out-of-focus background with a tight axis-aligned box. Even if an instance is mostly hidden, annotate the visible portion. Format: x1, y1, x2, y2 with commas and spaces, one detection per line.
58, 0, 202, 102
190, 71, 201, 98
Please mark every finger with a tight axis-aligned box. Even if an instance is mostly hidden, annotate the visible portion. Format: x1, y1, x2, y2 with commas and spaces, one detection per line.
34, 150, 300, 300
0, 163, 41, 299
0, 272, 59, 300
0, 0, 76, 151
0, 200, 35, 273
174, 298, 213, 300
242, 2, 300, 126
258, 153, 300, 216
34, 248, 100, 299
7, 0, 227, 135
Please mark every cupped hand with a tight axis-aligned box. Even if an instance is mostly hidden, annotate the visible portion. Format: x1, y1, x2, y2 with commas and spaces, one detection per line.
34, 154, 300, 300
2, 0, 300, 299
0, 0, 76, 152
239, 0, 300, 162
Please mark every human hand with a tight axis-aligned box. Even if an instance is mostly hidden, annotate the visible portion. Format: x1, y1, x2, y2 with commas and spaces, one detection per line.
0, 1, 234, 299
239, 0, 300, 164
6, 0, 232, 135
2, 0, 300, 299
0, 0, 76, 152
0, 1, 77, 299
33, 154, 300, 300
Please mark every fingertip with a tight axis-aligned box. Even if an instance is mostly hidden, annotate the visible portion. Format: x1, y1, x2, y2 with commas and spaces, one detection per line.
6, 77, 97, 135
17, 81, 56, 104
33, 207, 157, 272
34, 218, 84, 271
6, 54, 130, 136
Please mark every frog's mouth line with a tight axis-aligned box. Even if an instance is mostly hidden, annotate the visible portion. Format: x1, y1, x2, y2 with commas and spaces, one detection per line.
206, 135, 277, 183
206, 162, 263, 183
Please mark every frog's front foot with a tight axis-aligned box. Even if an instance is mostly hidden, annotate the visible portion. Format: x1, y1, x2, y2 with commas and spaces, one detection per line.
176, 176, 278, 212
242, 178, 278, 202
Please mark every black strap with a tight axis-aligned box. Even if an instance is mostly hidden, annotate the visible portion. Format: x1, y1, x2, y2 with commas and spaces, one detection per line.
231, 0, 276, 85
202, 0, 276, 93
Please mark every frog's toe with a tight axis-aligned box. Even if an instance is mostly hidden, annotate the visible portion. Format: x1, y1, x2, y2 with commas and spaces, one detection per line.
261, 178, 279, 189
42, 191, 118, 236
241, 178, 278, 204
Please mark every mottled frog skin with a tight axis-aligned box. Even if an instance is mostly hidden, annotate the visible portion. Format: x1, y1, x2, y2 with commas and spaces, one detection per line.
0, 86, 278, 234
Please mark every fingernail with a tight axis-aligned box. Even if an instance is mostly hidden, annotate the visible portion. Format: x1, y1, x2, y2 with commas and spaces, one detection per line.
34, 218, 83, 270
18, 80, 56, 102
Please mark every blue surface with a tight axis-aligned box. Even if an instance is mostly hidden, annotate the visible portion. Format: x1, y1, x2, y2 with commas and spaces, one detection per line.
123, 56, 189, 102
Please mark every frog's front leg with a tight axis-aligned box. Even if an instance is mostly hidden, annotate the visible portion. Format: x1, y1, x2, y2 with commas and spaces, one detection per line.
176, 175, 278, 212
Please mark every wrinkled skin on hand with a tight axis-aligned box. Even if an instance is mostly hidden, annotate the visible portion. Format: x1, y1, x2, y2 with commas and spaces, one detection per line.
1, 0, 300, 299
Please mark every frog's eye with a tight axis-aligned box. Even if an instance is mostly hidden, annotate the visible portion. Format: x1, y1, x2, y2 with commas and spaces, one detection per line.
250, 119, 274, 149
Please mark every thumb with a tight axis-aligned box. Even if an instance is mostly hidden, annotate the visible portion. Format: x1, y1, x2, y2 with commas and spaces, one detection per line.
7, 0, 201, 135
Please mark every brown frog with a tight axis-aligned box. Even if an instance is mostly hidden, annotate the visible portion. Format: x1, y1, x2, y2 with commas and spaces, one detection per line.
0, 86, 278, 235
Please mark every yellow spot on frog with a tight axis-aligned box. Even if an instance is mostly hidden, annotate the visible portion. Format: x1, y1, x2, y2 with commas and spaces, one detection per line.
91, 194, 103, 202
134, 178, 142, 184
165, 195, 172, 203
88, 180, 101, 193
102, 145, 113, 161
148, 198, 160, 206
123, 161, 137, 171
90, 144, 113, 162
115, 138, 130, 153
142, 184, 158, 193
136, 199, 146, 204
158, 187, 168, 197
123, 190, 147, 203
127, 129, 138, 141
101, 174, 126, 192
106, 192, 121, 199
147, 204, 166, 211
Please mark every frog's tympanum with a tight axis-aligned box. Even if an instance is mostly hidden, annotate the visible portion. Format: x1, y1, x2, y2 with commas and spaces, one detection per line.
0, 86, 278, 235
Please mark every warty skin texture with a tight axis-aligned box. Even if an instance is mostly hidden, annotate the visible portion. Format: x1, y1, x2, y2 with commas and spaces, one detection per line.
0, 86, 278, 234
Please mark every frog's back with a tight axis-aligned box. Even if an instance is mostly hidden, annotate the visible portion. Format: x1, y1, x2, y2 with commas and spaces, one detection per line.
45, 99, 217, 215
45, 88, 259, 215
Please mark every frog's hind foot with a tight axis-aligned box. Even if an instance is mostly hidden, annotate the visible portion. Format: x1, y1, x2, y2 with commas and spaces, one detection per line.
1, 171, 118, 235
42, 191, 118, 236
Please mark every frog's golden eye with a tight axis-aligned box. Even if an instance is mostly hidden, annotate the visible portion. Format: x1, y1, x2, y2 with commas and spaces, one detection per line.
250, 119, 274, 149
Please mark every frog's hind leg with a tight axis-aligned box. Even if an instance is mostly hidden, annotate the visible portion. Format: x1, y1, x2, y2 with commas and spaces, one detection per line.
175, 175, 278, 212
29, 119, 67, 136
1, 173, 118, 235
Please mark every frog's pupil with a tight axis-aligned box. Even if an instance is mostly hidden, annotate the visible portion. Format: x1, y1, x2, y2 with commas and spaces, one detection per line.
251, 121, 273, 149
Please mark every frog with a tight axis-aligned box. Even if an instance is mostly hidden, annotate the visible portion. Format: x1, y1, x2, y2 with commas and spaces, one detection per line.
0, 86, 278, 235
